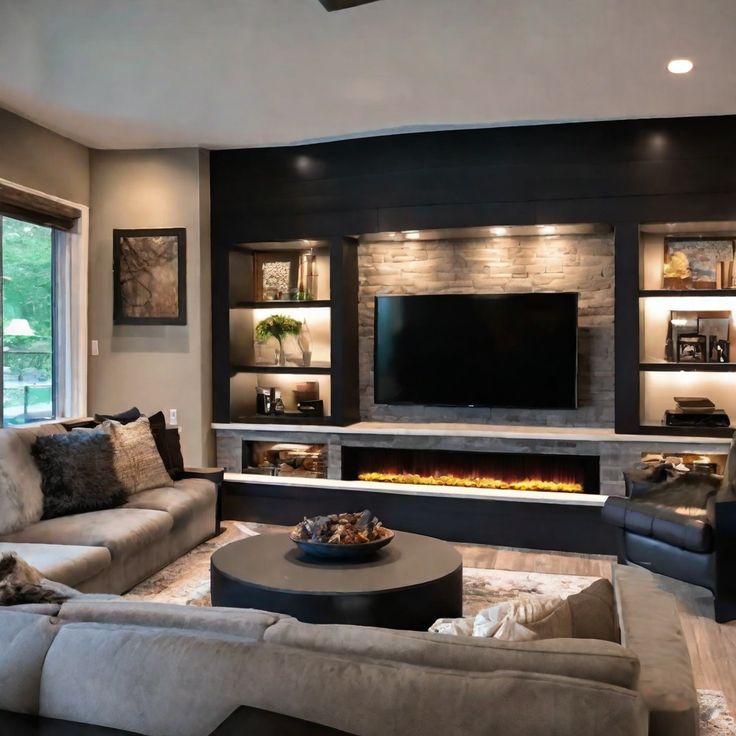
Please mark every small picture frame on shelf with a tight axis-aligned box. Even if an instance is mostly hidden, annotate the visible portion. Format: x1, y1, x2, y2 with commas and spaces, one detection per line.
663, 238, 735, 290
698, 313, 731, 362
666, 310, 732, 363
676, 334, 707, 363
254, 252, 300, 301
711, 337, 730, 363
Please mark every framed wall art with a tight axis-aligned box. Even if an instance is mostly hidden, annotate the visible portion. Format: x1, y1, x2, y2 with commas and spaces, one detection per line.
663, 237, 734, 290
113, 228, 187, 325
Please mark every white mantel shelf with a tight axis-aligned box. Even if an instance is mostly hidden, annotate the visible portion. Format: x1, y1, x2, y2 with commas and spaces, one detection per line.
224, 472, 607, 507
213, 421, 732, 445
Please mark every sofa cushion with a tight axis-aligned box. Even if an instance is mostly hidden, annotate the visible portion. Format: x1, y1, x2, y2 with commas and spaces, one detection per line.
264, 619, 640, 690
32, 431, 127, 519
58, 599, 289, 640
123, 479, 215, 528
0, 543, 110, 588
38, 621, 647, 736
98, 417, 173, 495
0, 423, 66, 535
0, 609, 60, 714
0, 508, 173, 560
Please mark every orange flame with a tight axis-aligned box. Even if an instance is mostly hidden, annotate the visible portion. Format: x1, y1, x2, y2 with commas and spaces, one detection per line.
357, 472, 583, 493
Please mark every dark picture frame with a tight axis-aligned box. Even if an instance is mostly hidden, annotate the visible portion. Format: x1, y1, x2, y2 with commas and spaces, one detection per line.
113, 228, 187, 325
253, 252, 300, 301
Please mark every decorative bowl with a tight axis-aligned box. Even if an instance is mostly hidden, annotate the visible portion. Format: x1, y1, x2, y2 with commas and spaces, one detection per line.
288, 530, 395, 560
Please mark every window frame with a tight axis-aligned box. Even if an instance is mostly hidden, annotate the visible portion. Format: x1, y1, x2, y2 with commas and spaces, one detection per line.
0, 177, 88, 426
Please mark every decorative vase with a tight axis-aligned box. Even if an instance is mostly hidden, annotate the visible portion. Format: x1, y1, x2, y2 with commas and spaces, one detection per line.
298, 320, 312, 365
298, 250, 318, 300
277, 338, 286, 366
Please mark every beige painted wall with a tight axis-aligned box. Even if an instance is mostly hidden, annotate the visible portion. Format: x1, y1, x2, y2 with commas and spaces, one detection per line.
0, 107, 89, 204
88, 148, 212, 465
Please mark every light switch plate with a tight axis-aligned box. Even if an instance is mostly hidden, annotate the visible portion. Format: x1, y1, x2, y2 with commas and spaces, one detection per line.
90, 340, 99, 356
169, 409, 178, 426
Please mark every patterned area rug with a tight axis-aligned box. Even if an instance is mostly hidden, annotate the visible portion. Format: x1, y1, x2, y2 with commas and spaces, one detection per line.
126, 522, 736, 735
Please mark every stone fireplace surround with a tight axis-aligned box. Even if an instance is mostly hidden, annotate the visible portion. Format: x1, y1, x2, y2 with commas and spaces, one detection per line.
215, 422, 731, 499
214, 229, 731, 520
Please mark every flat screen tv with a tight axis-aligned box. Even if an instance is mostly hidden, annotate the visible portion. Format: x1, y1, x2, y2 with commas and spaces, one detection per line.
374, 293, 578, 409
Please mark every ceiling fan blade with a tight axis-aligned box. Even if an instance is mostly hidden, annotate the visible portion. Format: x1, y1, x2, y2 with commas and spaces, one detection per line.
319, 0, 381, 10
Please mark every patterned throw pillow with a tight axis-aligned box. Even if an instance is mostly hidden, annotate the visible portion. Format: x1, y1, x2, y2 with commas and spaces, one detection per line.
32, 431, 127, 519
99, 417, 174, 494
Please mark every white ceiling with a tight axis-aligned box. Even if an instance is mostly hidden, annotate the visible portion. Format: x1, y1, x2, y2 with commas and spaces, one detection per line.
0, 0, 735, 150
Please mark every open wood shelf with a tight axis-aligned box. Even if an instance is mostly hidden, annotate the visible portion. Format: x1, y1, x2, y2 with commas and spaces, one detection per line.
637, 423, 735, 439
232, 414, 335, 425
639, 289, 736, 297
231, 364, 332, 375
233, 300, 332, 309
640, 362, 736, 372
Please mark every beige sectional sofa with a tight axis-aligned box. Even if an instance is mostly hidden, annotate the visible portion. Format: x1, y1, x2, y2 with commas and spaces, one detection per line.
0, 422, 217, 594
0, 565, 697, 736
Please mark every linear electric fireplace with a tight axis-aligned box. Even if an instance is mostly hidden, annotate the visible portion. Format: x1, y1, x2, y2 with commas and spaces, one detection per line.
342, 447, 600, 495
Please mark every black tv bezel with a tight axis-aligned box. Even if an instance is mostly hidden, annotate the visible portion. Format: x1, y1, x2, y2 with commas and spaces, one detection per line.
373, 292, 579, 410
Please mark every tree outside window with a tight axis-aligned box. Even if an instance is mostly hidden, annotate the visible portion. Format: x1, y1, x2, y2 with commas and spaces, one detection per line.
1, 216, 55, 425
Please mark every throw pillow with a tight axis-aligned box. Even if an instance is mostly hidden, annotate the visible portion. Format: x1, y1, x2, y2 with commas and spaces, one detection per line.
0, 424, 66, 535
429, 578, 616, 642
148, 411, 185, 478
0, 552, 117, 606
93, 406, 142, 425
565, 578, 617, 641
100, 417, 173, 494
32, 431, 127, 519
431, 594, 571, 641
0, 552, 70, 605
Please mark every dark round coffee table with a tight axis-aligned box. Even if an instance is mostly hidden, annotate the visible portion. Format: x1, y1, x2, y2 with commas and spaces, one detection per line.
210, 531, 463, 631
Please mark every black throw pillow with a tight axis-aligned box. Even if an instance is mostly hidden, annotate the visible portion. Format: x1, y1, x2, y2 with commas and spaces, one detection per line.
33, 432, 127, 519
93, 406, 141, 425
148, 411, 185, 478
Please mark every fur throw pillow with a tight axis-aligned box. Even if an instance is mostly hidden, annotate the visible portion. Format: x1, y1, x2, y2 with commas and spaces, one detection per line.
0, 553, 73, 606
0, 424, 66, 535
98, 417, 173, 494
33, 431, 127, 519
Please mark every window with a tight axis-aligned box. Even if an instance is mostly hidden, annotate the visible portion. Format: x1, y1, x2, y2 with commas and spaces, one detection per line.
0, 216, 61, 425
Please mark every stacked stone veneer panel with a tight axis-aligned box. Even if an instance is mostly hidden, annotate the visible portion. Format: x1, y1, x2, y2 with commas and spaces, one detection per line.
216, 427, 729, 497
358, 234, 614, 427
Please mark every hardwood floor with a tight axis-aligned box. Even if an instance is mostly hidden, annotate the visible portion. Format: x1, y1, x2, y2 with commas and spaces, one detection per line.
454, 539, 736, 711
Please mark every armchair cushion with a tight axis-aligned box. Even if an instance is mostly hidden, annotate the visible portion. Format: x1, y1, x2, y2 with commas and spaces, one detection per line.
602, 473, 720, 553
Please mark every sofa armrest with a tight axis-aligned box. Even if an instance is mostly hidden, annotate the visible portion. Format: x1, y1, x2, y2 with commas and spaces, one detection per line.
177, 467, 225, 484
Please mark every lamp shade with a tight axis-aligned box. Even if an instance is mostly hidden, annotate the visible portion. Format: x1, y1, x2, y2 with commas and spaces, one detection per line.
5, 319, 36, 336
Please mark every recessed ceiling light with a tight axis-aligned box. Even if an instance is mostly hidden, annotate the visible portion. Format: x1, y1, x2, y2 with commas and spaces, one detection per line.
667, 59, 693, 74
540, 225, 557, 235
404, 231, 421, 240
490, 227, 509, 236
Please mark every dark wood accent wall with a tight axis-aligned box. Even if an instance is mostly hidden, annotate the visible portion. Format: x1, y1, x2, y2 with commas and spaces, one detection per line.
210, 115, 736, 429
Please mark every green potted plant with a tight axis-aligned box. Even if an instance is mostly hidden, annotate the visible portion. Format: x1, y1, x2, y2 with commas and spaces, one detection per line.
255, 315, 301, 366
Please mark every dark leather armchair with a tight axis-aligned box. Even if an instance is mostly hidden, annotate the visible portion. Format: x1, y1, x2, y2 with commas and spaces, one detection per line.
602, 439, 736, 623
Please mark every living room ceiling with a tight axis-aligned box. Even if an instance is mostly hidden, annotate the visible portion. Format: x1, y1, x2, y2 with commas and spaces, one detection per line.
0, 0, 734, 149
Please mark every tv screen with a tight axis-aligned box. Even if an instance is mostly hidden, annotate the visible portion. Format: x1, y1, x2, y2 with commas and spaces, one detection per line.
374, 293, 578, 409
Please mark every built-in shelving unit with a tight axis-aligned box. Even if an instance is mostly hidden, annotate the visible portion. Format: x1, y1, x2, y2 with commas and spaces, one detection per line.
215, 237, 359, 426
634, 221, 736, 437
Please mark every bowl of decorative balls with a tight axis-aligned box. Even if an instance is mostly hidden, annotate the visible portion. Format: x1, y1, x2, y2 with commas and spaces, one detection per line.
289, 510, 394, 560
